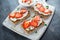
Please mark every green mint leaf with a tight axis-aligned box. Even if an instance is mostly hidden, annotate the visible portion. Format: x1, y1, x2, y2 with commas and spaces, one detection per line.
17, 7, 20, 11
44, 24, 47, 26
46, 6, 49, 9
35, 31, 37, 33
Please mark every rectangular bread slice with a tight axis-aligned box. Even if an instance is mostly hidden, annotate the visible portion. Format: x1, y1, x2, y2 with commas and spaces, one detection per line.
24, 21, 44, 34
9, 11, 30, 24
21, 15, 44, 34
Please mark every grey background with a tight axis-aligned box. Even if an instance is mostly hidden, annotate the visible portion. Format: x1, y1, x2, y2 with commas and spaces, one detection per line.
0, 0, 60, 40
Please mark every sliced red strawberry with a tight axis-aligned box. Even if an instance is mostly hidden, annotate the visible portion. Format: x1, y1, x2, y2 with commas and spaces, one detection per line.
22, 0, 28, 2
39, 6, 45, 12
34, 15, 40, 21
29, 0, 32, 3
22, 20, 30, 29
9, 13, 15, 18
44, 9, 52, 14
36, 3, 42, 8
20, 8, 27, 14
27, 0, 32, 4
30, 20, 38, 27
21, 9, 27, 13
15, 12, 23, 18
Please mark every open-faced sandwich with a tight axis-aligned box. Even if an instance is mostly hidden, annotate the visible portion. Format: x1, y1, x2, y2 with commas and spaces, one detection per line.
34, 3, 52, 19
9, 8, 30, 24
21, 15, 44, 34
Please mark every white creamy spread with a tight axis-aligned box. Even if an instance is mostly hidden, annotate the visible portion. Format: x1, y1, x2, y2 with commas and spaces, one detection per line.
10, 18, 17, 22
26, 26, 34, 31
26, 28, 30, 31
29, 26, 34, 30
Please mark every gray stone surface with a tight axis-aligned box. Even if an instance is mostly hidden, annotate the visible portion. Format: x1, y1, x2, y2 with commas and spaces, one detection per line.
0, 0, 60, 40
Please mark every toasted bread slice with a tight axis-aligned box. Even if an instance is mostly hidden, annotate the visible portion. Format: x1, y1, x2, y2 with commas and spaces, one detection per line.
22, 15, 44, 34
9, 11, 30, 24
24, 21, 44, 34
34, 3, 52, 19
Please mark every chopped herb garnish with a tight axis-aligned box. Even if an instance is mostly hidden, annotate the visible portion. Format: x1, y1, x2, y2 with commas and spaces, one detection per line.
44, 24, 47, 26
35, 31, 37, 33
46, 6, 49, 9
29, 28, 30, 30
17, 7, 20, 11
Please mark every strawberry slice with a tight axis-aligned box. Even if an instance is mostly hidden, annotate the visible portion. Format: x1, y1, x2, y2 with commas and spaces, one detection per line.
21, 9, 27, 13
22, 20, 30, 29
39, 6, 45, 12
30, 20, 38, 27
29, 0, 32, 3
36, 3, 42, 8
27, 0, 32, 4
15, 12, 23, 18
22, 0, 28, 2
44, 9, 52, 14
20, 9, 27, 14
34, 15, 40, 21
9, 13, 15, 18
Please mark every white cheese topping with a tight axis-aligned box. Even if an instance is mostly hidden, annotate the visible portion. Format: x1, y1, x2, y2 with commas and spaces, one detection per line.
26, 28, 30, 31
10, 18, 17, 22
26, 26, 34, 31
29, 26, 34, 30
